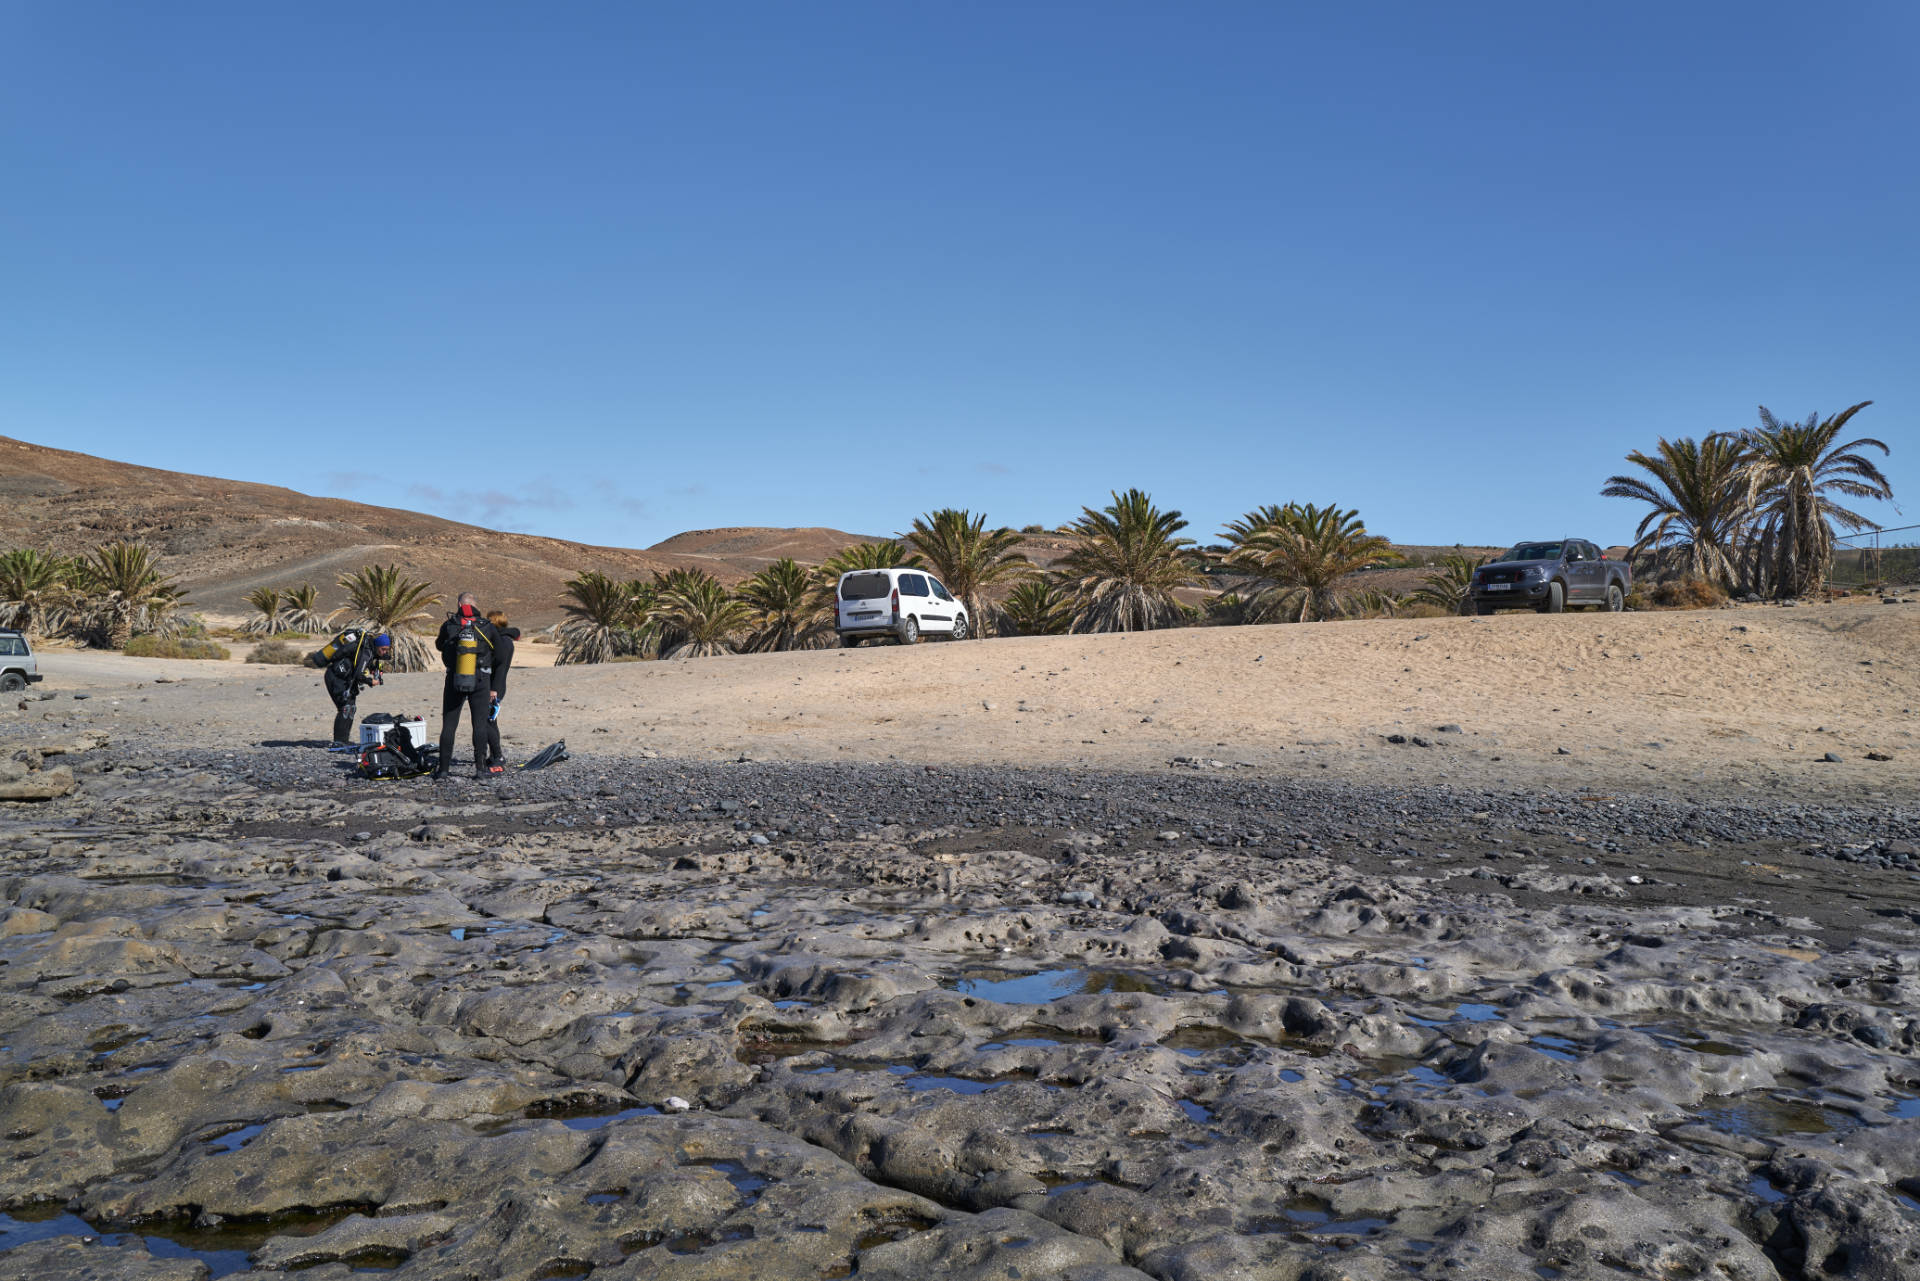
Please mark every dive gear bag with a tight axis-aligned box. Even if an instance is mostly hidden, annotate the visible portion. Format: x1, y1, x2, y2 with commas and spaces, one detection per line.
357, 723, 437, 780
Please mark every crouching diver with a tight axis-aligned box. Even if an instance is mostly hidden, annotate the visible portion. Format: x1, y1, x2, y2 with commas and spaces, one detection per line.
310, 628, 391, 747
433, 592, 502, 779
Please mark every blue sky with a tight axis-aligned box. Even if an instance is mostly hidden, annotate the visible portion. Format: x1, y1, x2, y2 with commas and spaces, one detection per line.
2, 3, 1912, 549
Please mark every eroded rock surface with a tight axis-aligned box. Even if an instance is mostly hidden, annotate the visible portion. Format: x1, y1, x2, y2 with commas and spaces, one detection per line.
1, 734, 1917, 1279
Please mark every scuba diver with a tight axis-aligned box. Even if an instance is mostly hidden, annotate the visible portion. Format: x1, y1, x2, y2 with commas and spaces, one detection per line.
432, 593, 503, 779
310, 628, 391, 748
483, 610, 519, 773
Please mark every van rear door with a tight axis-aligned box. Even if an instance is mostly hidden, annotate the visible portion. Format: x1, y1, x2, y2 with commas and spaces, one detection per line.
838, 571, 893, 630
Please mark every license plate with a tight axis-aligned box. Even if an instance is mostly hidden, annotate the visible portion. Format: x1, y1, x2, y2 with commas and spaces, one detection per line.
1485, 583, 1512, 592
854, 611, 879, 619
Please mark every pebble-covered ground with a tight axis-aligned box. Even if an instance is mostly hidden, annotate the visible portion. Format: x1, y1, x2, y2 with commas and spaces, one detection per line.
2, 729, 1918, 1281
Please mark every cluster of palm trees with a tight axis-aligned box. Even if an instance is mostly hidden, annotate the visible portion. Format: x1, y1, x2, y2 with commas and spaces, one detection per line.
553, 491, 1414, 662
0, 543, 456, 671
1602, 402, 1895, 598
0, 541, 186, 648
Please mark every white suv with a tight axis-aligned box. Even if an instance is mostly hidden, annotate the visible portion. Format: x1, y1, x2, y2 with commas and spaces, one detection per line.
0, 630, 42, 693
835, 568, 969, 647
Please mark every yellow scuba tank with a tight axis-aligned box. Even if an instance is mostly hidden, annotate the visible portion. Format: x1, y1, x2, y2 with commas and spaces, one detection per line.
314, 630, 358, 668
450, 616, 488, 692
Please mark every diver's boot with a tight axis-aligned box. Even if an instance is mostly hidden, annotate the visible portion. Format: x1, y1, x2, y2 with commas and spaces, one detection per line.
431, 759, 450, 780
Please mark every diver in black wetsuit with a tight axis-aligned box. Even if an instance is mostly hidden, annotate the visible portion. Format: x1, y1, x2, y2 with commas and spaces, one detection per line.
311, 629, 390, 746
432, 593, 503, 779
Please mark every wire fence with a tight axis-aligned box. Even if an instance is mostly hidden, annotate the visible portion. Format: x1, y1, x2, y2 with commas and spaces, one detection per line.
1829, 523, 1920, 591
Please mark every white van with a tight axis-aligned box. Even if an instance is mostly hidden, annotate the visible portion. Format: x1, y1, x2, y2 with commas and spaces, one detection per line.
835, 568, 970, 647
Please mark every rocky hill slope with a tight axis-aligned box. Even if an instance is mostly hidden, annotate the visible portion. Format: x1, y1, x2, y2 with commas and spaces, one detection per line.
0, 436, 878, 626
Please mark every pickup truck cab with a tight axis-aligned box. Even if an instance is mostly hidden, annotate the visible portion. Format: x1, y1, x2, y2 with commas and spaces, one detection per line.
1471, 539, 1630, 614
0, 630, 43, 692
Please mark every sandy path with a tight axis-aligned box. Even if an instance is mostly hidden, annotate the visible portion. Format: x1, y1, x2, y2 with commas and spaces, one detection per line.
19, 603, 1916, 800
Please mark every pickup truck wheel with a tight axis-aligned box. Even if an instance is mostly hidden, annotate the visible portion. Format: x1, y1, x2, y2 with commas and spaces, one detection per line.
1604, 584, 1625, 612
1541, 582, 1565, 614
1474, 602, 1495, 616
0, 672, 22, 693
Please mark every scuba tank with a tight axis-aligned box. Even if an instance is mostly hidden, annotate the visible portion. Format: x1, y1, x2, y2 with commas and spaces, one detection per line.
449, 612, 489, 692
313, 630, 360, 670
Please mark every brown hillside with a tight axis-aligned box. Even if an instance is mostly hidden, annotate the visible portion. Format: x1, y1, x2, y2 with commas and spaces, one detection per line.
0, 437, 875, 628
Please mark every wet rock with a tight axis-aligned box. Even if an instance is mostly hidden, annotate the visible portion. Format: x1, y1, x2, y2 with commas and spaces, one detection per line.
0, 764, 76, 801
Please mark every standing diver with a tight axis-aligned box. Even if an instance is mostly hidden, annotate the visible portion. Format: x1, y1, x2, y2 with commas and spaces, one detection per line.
309, 628, 391, 748
432, 593, 503, 779
483, 609, 519, 774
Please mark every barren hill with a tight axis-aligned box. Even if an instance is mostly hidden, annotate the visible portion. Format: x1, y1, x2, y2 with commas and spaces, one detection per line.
0, 437, 878, 628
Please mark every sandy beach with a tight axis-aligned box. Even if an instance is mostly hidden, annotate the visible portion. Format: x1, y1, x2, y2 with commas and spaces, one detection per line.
25, 602, 1917, 801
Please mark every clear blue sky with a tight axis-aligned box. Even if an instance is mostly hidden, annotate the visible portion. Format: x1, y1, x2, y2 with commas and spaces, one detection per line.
3, 3, 1912, 549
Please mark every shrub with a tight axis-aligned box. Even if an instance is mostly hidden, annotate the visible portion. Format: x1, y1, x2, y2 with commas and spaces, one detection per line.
246, 638, 307, 665
1627, 577, 1728, 611
124, 634, 231, 660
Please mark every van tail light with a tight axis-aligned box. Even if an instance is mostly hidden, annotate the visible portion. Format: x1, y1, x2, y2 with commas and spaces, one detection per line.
891, 589, 900, 618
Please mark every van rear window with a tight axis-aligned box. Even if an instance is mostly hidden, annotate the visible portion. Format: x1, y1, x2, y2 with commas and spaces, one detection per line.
840, 572, 892, 601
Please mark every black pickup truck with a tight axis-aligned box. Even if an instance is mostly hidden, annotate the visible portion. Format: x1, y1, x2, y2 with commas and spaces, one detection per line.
1469, 539, 1631, 614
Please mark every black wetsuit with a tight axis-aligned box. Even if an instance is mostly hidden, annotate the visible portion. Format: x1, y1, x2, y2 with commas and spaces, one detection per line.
484, 628, 518, 766
433, 613, 503, 772
317, 630, 384, 744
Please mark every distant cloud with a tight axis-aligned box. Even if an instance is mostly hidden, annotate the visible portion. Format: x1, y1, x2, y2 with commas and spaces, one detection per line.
591, 480, 650, 521
977, 462, 1013, 476
325, 470, 382, 493
406, 479, 573, 526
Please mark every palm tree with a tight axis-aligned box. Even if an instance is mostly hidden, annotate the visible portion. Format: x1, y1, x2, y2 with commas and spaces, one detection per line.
1341, 588, 1402, 619
0, 549, 79, 635
281, 583, 332, 635
1406, 554, 1488, 614
1600, 436, 1751, 589
739, 558, 828, 652
335, 564, 441, 671
75, 541, 186, 649
1224, 503, 1393, 622
809, 539, 925, 619
997, 577, 1073, 636
1056, 490, 1200, 632
241, 587, 284, 636
903, 509, 1031, 638
819, 540, 924, 576
1731, 402, 1893, 598
655, 572, 754, 659
557, 570, 642, 664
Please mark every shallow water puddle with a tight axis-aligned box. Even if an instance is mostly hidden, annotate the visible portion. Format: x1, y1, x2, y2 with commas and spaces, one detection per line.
1889, 1097, 1920, 1120
1529, 1034, 1582, 1062
1454, 1003, 1502, 1022
0, 1205, 372, 1278
951, 968, 1163, 1004
902, 1074, 1006, 1095
557, 1106, 661, 1131
1748, 1174, 1788, 1203
203, 1122, 267, 1154
1694, 1096, 1854, 1139
689, 1159, 769, 1200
